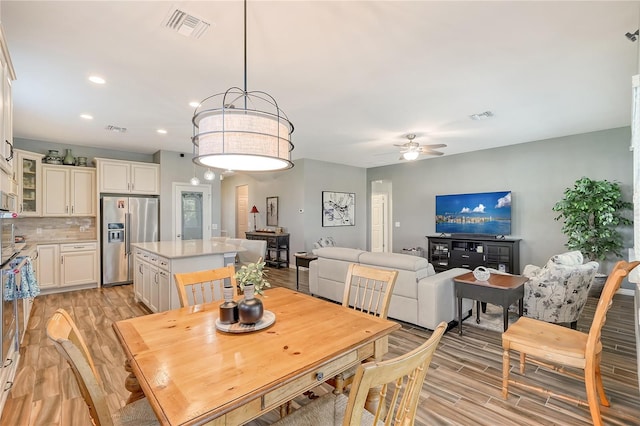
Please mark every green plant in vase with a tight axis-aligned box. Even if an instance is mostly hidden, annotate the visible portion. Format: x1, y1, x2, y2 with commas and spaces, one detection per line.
234, 258, 271, 295
234, 258, 270, 324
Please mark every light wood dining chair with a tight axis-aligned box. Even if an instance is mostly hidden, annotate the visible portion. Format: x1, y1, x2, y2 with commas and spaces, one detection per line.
332, 263, 399, 394
502, 260, 640, 426
174, 264, 237, 307
274, 321, 447, 426
46, 308, 159, 426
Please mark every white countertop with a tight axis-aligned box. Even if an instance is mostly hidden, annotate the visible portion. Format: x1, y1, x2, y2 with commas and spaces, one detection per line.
131, 240, 244, 259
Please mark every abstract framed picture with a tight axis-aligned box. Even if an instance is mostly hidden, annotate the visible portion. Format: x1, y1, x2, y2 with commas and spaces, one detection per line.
266, 196, 279, 226
322, 191, 355, 227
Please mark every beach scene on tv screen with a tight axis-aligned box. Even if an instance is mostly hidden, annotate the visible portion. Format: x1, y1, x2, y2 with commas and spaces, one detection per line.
435, 191, 511, 235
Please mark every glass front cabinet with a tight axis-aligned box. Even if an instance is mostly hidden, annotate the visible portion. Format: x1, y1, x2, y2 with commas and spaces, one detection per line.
16, 149, 41, 216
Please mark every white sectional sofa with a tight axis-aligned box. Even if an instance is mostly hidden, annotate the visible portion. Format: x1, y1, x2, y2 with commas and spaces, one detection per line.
309, 247, 472, 330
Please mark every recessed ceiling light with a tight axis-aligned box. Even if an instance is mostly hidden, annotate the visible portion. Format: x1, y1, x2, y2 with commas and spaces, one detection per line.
157, 129, 168, 134
80, 114, 93, 120
189, 101, 200, 108
89, 75, 106, 85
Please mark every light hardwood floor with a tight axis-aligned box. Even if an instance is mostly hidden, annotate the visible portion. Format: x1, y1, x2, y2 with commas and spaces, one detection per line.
2, 266, 639, 425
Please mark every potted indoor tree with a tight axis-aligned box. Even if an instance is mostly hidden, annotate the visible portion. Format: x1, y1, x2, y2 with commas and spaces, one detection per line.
552, 177, 633, 295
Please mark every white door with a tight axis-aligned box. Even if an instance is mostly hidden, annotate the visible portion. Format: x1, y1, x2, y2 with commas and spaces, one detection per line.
371, 193, 389, 252
173, 183, 212, 241
236, 185, 249, 238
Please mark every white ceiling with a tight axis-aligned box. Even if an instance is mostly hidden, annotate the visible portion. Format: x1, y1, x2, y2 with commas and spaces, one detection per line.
2, 1, 639, 169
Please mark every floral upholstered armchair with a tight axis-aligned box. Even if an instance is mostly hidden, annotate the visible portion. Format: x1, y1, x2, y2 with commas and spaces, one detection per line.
522, 251, 598, 329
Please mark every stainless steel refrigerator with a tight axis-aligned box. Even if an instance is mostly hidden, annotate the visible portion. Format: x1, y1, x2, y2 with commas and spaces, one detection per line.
101, 196, 159, 286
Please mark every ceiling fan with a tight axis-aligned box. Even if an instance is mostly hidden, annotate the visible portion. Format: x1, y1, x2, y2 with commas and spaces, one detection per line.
395, 134, 447, 160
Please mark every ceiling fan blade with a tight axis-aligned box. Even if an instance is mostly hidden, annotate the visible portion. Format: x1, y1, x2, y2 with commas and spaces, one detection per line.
424, 143, 447, 149
422, 150, 444, 156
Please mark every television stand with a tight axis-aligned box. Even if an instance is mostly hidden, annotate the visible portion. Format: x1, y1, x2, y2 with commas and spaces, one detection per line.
426, 235, 521, 274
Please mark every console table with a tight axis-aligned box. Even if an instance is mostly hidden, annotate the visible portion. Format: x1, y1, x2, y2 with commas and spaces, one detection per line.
426, 235, 521, 274
245, 232, 290, 268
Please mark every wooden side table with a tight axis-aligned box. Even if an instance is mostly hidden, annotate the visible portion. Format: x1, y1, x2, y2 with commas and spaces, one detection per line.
453, 272, 528, 335
294, 253, 317, 290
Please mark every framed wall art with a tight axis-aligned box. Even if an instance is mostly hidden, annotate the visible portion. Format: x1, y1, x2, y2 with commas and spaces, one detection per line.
266, 196, 279, 226
322, 191, 355, 227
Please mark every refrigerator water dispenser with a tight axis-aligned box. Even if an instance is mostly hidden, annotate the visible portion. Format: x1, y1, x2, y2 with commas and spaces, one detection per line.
107, 223, 124, 243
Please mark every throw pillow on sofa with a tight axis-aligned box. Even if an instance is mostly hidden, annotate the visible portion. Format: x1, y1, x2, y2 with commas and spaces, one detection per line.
313, 237, 336, 249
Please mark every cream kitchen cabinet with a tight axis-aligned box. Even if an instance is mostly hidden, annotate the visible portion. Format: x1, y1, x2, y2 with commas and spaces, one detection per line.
36, 244, 59, 289
15, 149, 41, 216
133, 248, 170, 313
42, 165, 96, 216
0, 27, 15, 177
96, 158, 159, 195
37, 242, 98, 293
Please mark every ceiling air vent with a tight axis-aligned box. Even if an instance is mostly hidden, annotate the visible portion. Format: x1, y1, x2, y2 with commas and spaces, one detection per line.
105, 125, 127, 133
163, 7, 211, 39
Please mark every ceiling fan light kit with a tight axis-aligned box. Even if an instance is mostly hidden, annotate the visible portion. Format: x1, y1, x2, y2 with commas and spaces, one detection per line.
395, 133, 446, 160
191, 0, 294, 172
402, 150, 420, 161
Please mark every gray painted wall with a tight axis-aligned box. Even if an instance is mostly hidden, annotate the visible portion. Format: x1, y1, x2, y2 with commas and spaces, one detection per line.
154, 150, 222, 241
222, 127, 633, 280
367, 126, 633, 277
220, 158, 367, 254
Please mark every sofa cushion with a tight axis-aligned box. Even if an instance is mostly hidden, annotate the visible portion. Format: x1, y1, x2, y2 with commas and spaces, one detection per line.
357, 252, 435, 300
312, 247, 365, 262
358, 252, 434, 277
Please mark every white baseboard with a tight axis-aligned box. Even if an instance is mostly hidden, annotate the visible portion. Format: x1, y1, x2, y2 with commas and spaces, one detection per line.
617, 288, 634, 296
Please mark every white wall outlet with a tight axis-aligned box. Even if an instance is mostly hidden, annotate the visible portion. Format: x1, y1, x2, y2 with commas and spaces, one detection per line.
80, 226, 86, 232
212, 223, 218, 230
36, 228, 42, 234
395, 222, 400, 227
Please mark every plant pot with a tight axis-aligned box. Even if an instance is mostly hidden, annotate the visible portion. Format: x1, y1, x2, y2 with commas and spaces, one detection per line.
238, 284, 264, 324
589, 273, 607, 298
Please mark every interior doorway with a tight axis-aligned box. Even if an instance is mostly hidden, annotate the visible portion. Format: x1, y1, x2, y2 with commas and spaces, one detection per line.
371, 180, 392, 252
236, 184, 249, 238
172, 183, 212, 241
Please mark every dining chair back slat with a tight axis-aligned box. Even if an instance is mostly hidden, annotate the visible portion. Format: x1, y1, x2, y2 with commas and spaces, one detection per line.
174, 265, 238, 307
273, 322, 447, 426
345, 323, 446, 425
343, 263, 398, 319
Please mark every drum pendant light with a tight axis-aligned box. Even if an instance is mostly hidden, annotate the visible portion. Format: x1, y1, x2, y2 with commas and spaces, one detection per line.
191, 0, 294, 172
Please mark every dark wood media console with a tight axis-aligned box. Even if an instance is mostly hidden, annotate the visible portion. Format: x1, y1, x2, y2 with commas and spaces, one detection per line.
426, 235, 521, 274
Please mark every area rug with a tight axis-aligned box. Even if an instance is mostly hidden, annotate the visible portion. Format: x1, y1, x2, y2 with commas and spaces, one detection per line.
464, 302, 519, 333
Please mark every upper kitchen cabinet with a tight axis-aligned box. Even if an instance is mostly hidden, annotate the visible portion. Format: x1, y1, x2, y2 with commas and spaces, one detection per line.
0, 26, 16, 176
15, 149, 41, 216
42, 165, 96, 216
96, 158, 160, 195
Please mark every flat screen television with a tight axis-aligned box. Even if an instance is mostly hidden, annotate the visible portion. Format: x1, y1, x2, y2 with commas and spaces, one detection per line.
435, 191, 511, 236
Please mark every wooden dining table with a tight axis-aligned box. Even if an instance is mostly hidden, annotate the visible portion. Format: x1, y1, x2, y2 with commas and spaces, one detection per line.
112, 287, 401, 426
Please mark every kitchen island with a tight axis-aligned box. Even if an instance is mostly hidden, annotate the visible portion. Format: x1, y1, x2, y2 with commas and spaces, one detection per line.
131, 240, 243, 312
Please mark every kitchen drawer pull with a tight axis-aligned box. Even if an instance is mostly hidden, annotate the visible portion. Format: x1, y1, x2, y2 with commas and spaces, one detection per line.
4, 381, 13, 392
3, 358, 13, 368
461, 254, 469, 258
316, 372, 324, 381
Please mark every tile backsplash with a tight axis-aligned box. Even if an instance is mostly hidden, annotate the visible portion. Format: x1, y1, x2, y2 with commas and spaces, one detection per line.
15, 217, 97, 242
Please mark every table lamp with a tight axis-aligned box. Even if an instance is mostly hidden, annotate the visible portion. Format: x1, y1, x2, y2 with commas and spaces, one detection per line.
250, 205, 259, 231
